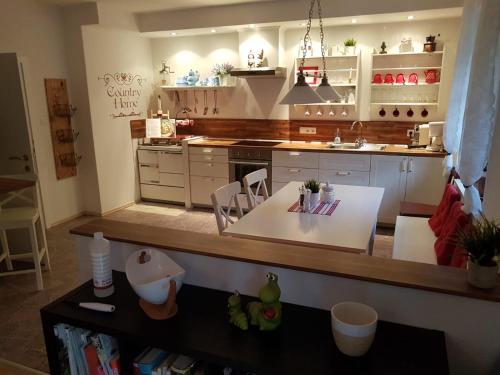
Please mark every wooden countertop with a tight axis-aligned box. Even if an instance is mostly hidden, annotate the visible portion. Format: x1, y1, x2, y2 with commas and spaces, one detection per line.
71, 219, 500, 303
188, 138, 446, 157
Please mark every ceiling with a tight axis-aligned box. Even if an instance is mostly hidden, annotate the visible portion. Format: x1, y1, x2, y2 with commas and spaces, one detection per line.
41, 0, 275, 13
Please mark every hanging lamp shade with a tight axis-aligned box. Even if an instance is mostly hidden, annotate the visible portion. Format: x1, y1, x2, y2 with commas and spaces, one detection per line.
315, 77, 341, 103
279, 72, 324, 105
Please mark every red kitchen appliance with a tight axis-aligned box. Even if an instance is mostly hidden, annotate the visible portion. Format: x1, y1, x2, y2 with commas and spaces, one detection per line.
384, 73, 394, 84
372, 73, 382, 84
424, 69, 439, 84
395, 73, 405, 84
408, 73, 418, 84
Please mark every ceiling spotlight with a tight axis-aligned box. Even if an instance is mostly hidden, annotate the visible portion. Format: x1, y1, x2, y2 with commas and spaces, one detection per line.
407, 15, 414, 20
211, 29, 216, 33
351, 19, 357, 24
249, 24, 255, 28
170, 32, 177, 36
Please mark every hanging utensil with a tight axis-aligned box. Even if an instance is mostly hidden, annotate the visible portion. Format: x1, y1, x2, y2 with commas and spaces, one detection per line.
328, 105, 335, 116
304, 106, 311, 116
194, 91, 198, 114
212, 90, 219, 115
341, 107, 348, 117
203, 90, 208, 115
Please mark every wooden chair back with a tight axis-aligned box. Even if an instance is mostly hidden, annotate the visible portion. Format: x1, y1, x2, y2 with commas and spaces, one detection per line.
243, 168, 269, 211
211, 181, 244, 235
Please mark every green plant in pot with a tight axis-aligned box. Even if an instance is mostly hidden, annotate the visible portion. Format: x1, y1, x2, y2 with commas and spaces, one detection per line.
456, 215, 500, 289
304, 179, 321, 208
344, 38, 357, 55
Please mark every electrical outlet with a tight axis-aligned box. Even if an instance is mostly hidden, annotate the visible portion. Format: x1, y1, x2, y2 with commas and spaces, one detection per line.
407, 129, 415, 138
299, 127, 317, 135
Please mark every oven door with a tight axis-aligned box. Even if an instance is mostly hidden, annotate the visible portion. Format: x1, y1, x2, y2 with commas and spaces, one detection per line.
229, 159, 272, 194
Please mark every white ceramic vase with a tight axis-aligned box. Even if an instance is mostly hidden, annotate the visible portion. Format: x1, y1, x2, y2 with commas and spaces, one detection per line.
331, 302, 378, 357
310, 192, 320, 210
345, 46, 356, 55
467, 260, 498, 289
219, 74, 228, 86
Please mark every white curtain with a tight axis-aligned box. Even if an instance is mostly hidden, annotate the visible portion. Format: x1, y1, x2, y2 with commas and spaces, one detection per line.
444, 0, 500, 215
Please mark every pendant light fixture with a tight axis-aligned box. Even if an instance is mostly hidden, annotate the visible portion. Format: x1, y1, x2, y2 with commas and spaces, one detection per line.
280, 0, 341, 105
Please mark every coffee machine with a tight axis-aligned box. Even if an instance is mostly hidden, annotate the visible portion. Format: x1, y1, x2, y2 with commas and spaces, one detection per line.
426, 121, 444, 151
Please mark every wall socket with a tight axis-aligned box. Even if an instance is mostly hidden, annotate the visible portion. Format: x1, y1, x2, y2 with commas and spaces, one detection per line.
299, 127, 317, 135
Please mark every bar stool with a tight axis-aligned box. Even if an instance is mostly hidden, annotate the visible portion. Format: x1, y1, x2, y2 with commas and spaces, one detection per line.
0, 176, 50, 290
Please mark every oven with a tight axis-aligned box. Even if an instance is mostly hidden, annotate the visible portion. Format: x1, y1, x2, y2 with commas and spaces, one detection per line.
229, 148, 272, 194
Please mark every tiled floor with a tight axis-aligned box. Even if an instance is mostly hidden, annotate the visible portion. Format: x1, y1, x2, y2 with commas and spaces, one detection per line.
0, 202, 394, 372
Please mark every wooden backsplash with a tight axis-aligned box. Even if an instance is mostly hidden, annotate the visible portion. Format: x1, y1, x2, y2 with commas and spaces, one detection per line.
132, 118, 416, 144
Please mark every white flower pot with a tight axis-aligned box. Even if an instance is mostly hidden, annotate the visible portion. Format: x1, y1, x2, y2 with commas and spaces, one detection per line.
219, 75, 228, 86
467, 260, 498, 289
345, 46, 356, 55
310, 192, 320, 209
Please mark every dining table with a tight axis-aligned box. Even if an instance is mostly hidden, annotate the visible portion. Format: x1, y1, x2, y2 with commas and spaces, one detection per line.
224, 181, 384, 254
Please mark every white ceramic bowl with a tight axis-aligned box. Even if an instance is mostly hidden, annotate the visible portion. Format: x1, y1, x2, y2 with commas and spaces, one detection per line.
126, 249, 185, 305
331, 302, 378, 357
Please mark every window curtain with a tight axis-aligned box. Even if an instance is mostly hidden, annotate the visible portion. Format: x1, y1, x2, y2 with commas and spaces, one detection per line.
444, 0, 500, 215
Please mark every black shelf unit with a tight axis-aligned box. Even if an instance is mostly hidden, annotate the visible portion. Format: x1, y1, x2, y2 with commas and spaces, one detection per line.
41, 272, 449, 375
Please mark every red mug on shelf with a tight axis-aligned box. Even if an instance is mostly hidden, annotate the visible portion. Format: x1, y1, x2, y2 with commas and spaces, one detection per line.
408, 73, 418, 84
372, 74, 382, 84
395, 73, 405, 84
424, 70, 439, 84
384, 73, 394, 84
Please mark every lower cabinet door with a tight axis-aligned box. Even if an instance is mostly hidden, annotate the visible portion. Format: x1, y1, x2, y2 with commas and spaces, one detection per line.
159, 173, 184, 187
405, 157, 447, 205
190, 176, 229, 205
272, 167, 318, 183
140, 184, 185, 202
319, 170, 370, 186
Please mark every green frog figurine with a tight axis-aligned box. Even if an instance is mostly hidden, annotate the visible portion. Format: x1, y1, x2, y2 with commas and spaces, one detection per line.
227, 290, 248, 330
248, 273, 282, 331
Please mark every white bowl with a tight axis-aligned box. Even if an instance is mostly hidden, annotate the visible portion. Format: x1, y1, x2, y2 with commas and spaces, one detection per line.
331, 302, 378, 357
126, 249, 185, 305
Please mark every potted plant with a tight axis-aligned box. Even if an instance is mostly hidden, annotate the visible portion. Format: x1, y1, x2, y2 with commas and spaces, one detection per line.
344, 38, 357, 55
212, 63, 234, 86
456, 215, 500, 289
304, 179, 321, 209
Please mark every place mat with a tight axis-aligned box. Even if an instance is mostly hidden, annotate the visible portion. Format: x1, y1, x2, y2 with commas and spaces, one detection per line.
287, 200, 341, 216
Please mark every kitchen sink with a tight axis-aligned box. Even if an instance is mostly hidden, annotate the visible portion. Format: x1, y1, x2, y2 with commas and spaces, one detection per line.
329, 143, 386, 151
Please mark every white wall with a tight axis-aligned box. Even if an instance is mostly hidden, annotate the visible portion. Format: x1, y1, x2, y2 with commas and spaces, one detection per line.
0, 0, 84, 227
82, 26, 155, 214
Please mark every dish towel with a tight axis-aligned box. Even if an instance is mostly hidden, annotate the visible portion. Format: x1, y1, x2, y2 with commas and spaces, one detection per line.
288, 200, 340, 216
428, 184, 461, 236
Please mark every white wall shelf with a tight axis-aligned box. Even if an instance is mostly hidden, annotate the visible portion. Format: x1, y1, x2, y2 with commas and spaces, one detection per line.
372, 66, 442, 71
372, 51, 444, 57
371, 83, 440, 87
160, 85, 235, 91
371, 102, 438, 106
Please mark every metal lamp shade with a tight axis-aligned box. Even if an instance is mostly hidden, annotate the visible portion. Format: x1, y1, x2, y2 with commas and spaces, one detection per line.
315, 77, 341, 103
280, 73, 324, 105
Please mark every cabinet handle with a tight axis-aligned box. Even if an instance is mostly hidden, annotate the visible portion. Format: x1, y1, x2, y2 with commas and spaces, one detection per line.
289, 152, 301, 156
400, 159, 407, 172
204, 156, 213, 160
336, 171, 351, 176
288, 168, 301, 173
408, 159, 414, 173
149, 180, 160, 184
202, 149, 214, 153
207, 163, 214, 167
140, 164, 156, 168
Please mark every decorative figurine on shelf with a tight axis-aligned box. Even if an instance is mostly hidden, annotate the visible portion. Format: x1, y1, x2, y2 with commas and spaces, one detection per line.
185, 69, 200, 86
424, 35, 438, 52
380, 41, 387, 54
248, 273, 282, 331
255, 49, 264, 67
227, 291, 249, 330
159, 60, 174, 86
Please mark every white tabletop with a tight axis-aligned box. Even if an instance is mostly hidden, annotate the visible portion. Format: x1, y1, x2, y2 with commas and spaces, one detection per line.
224, 181, 384, 253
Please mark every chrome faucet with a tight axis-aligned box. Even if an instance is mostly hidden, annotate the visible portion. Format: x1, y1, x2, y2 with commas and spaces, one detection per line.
351, 121, 367, 148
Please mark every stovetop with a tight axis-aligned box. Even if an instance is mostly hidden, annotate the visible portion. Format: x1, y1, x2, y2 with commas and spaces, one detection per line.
233, 140, 282, 147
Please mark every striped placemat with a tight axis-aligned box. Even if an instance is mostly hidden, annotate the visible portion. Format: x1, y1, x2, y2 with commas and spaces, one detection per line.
288, 200, 341, 216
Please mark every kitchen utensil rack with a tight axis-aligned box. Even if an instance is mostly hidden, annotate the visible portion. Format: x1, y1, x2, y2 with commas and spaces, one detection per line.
41, 271, 449, 375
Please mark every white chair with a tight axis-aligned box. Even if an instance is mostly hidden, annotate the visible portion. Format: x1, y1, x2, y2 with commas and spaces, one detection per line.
243, 168, 269, 211
0, 177, 50, 290
211, 181, 244, 235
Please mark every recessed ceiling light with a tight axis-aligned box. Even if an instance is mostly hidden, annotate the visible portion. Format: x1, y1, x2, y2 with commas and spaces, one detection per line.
170, 32, 177, 36
407, 15, 414, 20
351, 19, 357, 24
249, 24, 255, 28
211, 29, 216, 33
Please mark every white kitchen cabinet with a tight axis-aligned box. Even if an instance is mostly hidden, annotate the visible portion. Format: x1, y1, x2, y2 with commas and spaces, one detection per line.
319, 153, 371, 172
405, 157, 447, 205
159, 152, 183, 173
370, 155, 446, 224
139, 164, 160, 185
159, 172, 184, 187
189, 161, 229, 178
319, 170, 370, 186
138, 149, 159, 165
272, 151, 319, 169
189, 147, 228, 156
272, 166, 318, 183
370, 155, 408, 224
140, 184, 185, 202
190, 176, 228, 205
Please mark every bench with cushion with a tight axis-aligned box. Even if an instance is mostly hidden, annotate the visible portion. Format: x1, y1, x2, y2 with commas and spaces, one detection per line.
393, 180, 467, 266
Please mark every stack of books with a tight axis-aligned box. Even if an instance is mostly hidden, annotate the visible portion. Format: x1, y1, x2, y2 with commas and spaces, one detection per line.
54, 323, 120, 375
133, 348, 198, 375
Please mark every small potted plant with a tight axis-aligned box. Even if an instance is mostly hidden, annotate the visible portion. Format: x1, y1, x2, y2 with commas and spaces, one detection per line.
212, 62, 234, 86
304, 179, 321, 209
456, 215, 500, 289
344, 38, 357, 55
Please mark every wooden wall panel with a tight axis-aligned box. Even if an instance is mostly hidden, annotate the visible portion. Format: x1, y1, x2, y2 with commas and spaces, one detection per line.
133, 118, 416, 145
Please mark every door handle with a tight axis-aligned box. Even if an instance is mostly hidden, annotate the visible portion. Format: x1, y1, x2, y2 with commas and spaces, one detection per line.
336, 171, 351, 176
400, 159, 408, 172
288, 169, 301, 173
9, 154, 29, 161
408, 159, 414, 173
